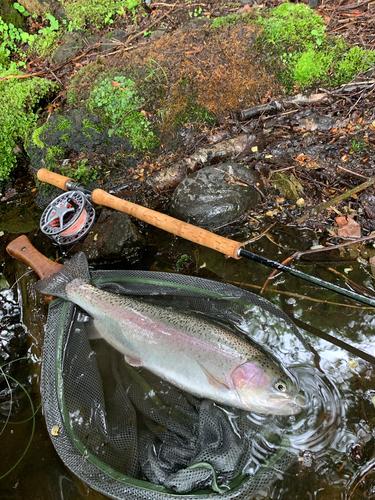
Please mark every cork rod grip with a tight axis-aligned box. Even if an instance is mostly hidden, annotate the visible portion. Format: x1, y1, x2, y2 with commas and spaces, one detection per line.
37, 168, 73, 191
92, 189, 243, 259
36, 168, 244, 259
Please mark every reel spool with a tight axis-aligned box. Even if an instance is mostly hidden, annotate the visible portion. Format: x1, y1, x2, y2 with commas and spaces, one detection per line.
40, 191, 95, 245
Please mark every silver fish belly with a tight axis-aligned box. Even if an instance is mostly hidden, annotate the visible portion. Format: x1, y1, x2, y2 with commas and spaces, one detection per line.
34, 252, 304, 415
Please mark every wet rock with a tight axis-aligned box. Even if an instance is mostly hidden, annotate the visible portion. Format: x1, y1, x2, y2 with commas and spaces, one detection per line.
169, 162, 262, 230
52, 32, 85, 64
148, 134, 250, 190
100, 29, 128, 51
26, 109, 133, 171
297, 112, 335, 132
0, 0, 25, 27
78, 208, 146, 263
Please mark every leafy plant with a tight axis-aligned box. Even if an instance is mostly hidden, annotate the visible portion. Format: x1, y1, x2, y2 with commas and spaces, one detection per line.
0, 75, 58, 180
87, 75, 158, 150
61, 0, 142, 30
29, 13, 61, 55
13, 3, 29, 17
61, 158, 102, 183
0, 15, 35, 65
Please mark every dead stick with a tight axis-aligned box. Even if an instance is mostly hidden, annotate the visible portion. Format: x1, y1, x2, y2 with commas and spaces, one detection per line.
241, 221, 278, 246
297, 176, 375, 224
337, 0, 374, 10
338, 165, 369, 179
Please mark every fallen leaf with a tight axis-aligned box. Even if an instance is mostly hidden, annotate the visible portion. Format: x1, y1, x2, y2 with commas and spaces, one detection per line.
334, 216, 361, 238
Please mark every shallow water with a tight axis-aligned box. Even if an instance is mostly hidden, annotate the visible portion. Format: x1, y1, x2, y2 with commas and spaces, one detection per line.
2, 226, 375, 500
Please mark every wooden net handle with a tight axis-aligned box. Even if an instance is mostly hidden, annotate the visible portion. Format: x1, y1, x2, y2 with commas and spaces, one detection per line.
37, 168, 244, 259
6, 235, 62, 279
6, 236, 63, 303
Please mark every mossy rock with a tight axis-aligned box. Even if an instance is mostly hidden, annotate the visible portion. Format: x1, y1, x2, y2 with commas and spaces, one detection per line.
27, 109, 134, 170
0, 0, 25, 28
52, 32, 85, 64
16, 0, 54, 17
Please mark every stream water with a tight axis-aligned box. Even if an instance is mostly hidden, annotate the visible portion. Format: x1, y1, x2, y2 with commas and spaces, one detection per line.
2, 220, 375, 500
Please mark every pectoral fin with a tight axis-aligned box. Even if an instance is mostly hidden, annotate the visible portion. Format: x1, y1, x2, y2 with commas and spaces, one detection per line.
198, 361, 231, 391
125, 355, 143, 367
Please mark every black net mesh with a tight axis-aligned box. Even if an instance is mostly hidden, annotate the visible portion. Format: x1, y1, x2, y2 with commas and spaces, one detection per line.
41, 270, 305, 499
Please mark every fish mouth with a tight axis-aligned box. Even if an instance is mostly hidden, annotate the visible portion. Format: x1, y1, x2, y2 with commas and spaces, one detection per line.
266, 392, 306, 416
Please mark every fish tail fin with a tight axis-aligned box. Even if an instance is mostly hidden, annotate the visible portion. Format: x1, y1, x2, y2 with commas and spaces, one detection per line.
34, 252, 90, 300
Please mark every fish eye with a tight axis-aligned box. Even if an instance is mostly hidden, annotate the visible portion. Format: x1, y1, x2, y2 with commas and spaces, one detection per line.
274, 380, 287, 393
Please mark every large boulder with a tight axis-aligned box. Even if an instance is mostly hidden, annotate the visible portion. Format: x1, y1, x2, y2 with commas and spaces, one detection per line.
77, 208, 146, 263
169, 162, 262, 230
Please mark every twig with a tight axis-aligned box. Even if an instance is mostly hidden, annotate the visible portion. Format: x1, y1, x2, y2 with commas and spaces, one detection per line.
227, 280, 371, 309
260, 233, 375, 293
338, 166, 369, 180
337, 0, 374, 11
125, 13, 168, 45
241, 221, 278, 246
48, 69, 64, 87
348, 457, 375, 500
296, 176, 375, 224
0, 42, 101, 82
327, 266, 375, 298
239, 93, 329, 121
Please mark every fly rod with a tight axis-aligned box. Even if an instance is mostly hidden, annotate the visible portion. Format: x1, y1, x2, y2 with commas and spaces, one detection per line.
36, 168, 375, 308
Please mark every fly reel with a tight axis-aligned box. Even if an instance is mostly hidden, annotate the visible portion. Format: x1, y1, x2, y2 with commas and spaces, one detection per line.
40, 191, 95, 245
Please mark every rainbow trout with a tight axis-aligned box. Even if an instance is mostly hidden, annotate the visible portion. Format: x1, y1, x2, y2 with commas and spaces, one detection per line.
35, 253, 304, 415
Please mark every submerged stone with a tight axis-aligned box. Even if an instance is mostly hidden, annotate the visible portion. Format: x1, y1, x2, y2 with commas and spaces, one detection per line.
78, 208, 146, 263
52, 32, 85, 64
169, 162, 261, 230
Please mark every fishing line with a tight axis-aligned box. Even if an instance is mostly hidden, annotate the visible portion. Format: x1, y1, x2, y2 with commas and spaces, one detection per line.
0, 364, 12, 437
0, 357, 36, 480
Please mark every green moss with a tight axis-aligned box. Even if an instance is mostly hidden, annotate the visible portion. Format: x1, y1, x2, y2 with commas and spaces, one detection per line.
61, 158, 103, 183
211, 14, 241, 29
334, 46, 375, 86
256, 3, 325, 50
87, 75, 159, 150
67, 58, 108, 107
31, 124, 46, 149
67, 88, 78, 107
83, 118, 104, 134
45, 146, 65, 170
60, 133, 70, 144
256, 2, 375, 89
56, 117, 72, 131
0, 75, 58, 180
61, 0, 142, 30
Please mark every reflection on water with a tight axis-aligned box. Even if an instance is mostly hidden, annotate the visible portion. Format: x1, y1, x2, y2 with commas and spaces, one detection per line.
3, 235, 375, 500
